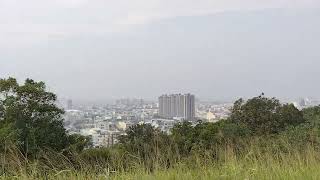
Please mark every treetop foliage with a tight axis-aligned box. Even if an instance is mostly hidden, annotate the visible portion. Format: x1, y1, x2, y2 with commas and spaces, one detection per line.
229, 94, 305, 135
0, 77, 88, 157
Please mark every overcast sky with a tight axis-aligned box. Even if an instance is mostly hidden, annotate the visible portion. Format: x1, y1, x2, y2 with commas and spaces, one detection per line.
1, 0, 320, 101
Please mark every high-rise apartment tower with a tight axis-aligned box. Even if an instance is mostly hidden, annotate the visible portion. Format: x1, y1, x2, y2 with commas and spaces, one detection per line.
158, 94, 195, 120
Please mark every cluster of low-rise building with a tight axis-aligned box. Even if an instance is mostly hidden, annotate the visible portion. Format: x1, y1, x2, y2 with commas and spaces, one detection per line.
62, 95, 232, 147
197, 102, 233, 123
64, 99, 158, 147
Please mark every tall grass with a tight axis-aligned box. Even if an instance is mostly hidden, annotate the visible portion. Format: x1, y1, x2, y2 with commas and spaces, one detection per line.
1, 139, 320, 179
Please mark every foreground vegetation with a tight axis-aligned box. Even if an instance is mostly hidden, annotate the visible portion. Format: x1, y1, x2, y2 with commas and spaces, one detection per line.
2, 141, 320, 179
2, 77, 320, 179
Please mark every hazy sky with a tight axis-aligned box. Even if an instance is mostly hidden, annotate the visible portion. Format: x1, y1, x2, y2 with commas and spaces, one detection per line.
1, 0, 320, 101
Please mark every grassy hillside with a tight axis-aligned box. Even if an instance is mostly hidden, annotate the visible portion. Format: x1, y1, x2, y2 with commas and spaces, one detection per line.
1, 142, 320, 180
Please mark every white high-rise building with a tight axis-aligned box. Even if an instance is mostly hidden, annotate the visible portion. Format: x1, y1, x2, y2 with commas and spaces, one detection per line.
158, 94, 195, 120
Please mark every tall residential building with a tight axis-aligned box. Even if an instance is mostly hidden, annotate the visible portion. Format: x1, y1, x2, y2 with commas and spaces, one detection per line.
158, 94, 195, 120
67, 99, 73, 110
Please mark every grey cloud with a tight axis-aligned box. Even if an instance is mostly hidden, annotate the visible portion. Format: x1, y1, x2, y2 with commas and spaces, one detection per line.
1, 8, 320, 102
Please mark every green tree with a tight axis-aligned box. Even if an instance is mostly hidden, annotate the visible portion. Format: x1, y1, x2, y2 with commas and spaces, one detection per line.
119, 124, 168, 155
229, 95, 305, 135
0, 77, 20, 150
119, 124, 171, 171
170, 120, 250, 153
303, 106, 320, 126
0, 77, 86, 156
170, 121, 196, 155
67, 134, 93, 153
